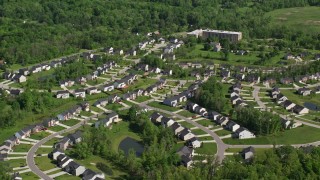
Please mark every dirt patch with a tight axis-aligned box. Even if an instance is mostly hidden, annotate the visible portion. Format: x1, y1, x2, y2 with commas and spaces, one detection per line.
305, 20, 320, 25
277, 17, 287, 21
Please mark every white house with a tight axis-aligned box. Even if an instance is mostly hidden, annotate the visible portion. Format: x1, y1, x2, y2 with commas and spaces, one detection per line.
188, 137, 202, 148
179, 128, 195, 141
235, 127, 255, 139
74, 89, 86, 98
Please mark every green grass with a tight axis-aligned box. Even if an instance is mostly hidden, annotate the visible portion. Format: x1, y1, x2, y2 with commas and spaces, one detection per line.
49, 125, 67, 132
34, 156, 57, 171
178, 121, 195, 129
223, 126, 320, 145
20, 172, 40, 180
86, 78, 106, 86
195, 119, 214, 127
7, 159, 27, 168
13, 144, 33, 152
43, 137, 60, 146
148, 101, 180, 112
61, 119, 81, 126
195, 143, 217, 155
265, 6, 320, 34
90, 106, 104, 113
105, 103, 123, 111
197, 136, 214, 141
191, 129, 207, 135
80, 111, 93, 117
134, 96, 152, 103
54, 174, 81, 180
29, 131, 51, 140
177, 110, 196, 118
36, 147, 54, 154
127, 78, 158, 91
72, 155, 127, 179
215, 129, 231, 136
281, 89, 320, 107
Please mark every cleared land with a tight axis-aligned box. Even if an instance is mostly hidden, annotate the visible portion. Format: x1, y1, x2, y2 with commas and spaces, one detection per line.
266, 6, 320, 34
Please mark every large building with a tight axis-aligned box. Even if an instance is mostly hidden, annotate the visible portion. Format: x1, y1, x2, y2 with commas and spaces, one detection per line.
187, 29, 242, 43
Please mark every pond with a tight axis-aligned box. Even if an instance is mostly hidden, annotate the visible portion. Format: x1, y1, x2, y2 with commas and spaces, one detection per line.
118, 137, 144, 157
304, 102, 320, 111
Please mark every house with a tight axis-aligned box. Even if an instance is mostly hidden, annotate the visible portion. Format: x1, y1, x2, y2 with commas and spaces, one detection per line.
177, 146, 194, 168
163, 53, 176, 60
49, 149, 64, 160
150, 112, 163, 124
95, 112, 119, 128
19, 68, 30, 76
31, 124, 43, 134
187, 137, 202, 148
137, 64, 149, 72
280, 78, 293, 85
281, 100, 296, 110
68, 131, 82, 145
246, 74, 260, 84
208, 111, 221, 121
242, 146, 255, 160
284, 53, 294, 60
281, 118, 292, 129
75, 76, 87, 85
264, 78, 277, 85
104, 47, 114, 54
314, 54, 320, 61
64, 161, 86, 176
126, 49, 137, 56
161, 116, 175, 127
231, 96, 241, 105
101, 83, 114, 92
139, 41, 148, 49
186, 102, 199, 112
203, 70, 215, 77
43, 118, 57, 127
108, 94, 121, 103
230, 90, 240, 98
93, 98, 108, 107
114, 49, 124, 55
221, 70, 231, 78
163, 69, 173, 76
276, 94, 288, 104
237, 50, 247, 56
170, 122, 184, 135
58, 156, 73, 168
134, 89, 144, 96
82, 169, 98, 180
74, 89, 86, 98
163, 96, 178, 107
216, 116, 229, 126
60, 80, 75, 87
178, 128, 195, 141
234, 73, 246, 81
0, 144, 11, 154
158, 37, 165, 44
56, 137, 70, 151
56, 90, 70, 99
13, 74, 27, 83
293, 105, 309, 114
86, 87, 101, 95
226, 121, 240, 132
297, 87, 312, 96
211, 42, 221, 52
86, 73, 97, 81
234, 127, 255, 139
291, 122, 303, 128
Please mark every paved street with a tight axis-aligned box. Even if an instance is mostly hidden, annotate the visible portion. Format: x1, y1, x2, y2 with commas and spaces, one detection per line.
26, 112, 104, 180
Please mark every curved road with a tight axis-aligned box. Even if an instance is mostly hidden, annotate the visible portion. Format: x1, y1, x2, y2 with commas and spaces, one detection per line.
139, 103, 228, 163
26, 113, 103, 180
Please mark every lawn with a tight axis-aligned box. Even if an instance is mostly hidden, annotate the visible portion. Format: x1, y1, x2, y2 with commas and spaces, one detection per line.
191, 129, 207, 135
195, 119, 214, 127
43, 137, 60, 146
20, 172, 40, 180
281, 89, 320, 107
49, 125, 67, 132
13, 144, 33, 152
134, 96, 152, 103
7, 159, 27, 168
105, 103, 123, 111
61, 119, 80, 126
29, 131, 51, 140
80, 111, 93, 117
195, 143, 217, 155
197, 136, 214, 141
127, 78, 158, 91
148, 101, 180, 112
178, 121, 195, 129
86, 78, 106, 86
34, 156, 57, 171
90, 106, 104, 113
177, 110, 196, 118
72, 155, 127, 179
223, 126, 320, 145
54, 174, 81, 180
265, 6, 320, 34
36, 147, 54, 155
215, 129, 231, 136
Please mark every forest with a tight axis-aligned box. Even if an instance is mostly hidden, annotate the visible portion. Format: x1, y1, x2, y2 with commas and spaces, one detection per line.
0, 0, 319, 66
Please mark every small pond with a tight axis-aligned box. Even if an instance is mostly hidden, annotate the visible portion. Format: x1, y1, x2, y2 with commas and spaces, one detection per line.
304, 102, 320, 111
119, 137, 144, 157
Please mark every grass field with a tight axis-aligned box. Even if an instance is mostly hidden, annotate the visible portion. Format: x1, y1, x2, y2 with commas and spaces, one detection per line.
34, 156, 57, 171
195, 119, 214, 127
36, 147, 54, 155
191, 129, 207, 135
49, 125, 67, 132
43, 137, 60, 146
281, 89, 320, 107
215, 129, 231, 136
177, 110, 196, 118
195, 143, 217, 155
13, 144, 33, 152
266, 6, 320, 34
223, 126, 320, 145
55, 174, 80, 180
178, 121, 195, 129
134, 96, 151, 103
29, 131, 51, 140
7, 159, 27, 168
20, 172, 40, 180
61, 119, 81, 126
148, 101, 181, 112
